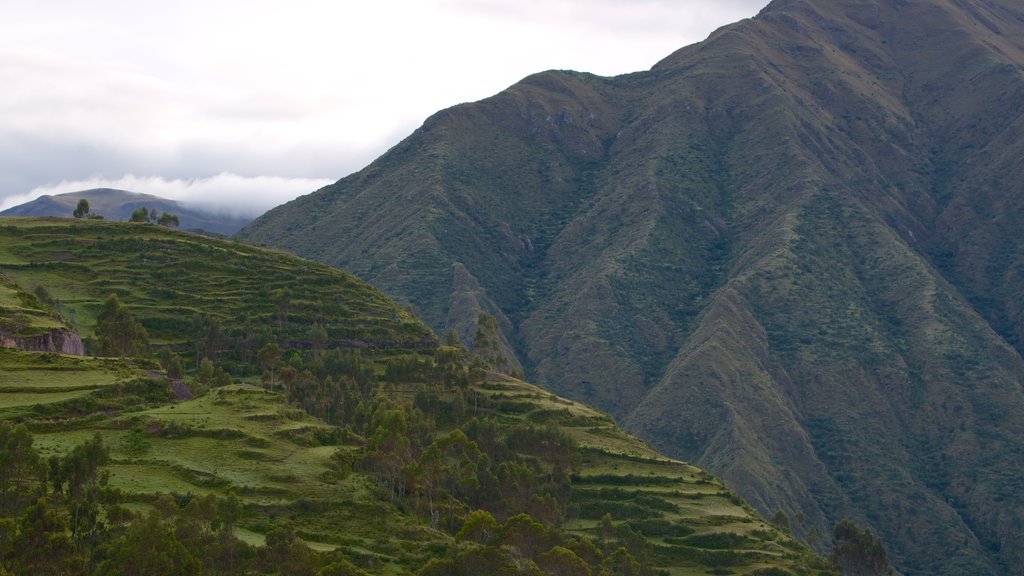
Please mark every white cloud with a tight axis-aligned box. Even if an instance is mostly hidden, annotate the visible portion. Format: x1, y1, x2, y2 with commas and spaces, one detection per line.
1, 174, 335, 217
0, 0, 770, 211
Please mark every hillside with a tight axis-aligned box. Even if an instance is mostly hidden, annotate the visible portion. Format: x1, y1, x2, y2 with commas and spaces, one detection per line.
237, 0, 1024, 574
0, 188, 252, 235
0, 217, 835, 575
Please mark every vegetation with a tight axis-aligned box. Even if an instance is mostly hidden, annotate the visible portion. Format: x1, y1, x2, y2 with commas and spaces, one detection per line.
0, 217, 432, 358
157, 212, 180, 227
72, 199, 90, 219
829, 520, 893, 576
0, 217, 835, 575
1, 188, 250, 235
236, 1, 1024, 574
95, 294, 149, 357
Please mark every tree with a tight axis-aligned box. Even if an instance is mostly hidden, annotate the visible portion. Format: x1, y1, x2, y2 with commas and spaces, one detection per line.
831, 518, 894, 576
96, 512, 200, 576
130, 207, 151, 223
456, 510, 498, 544
217, 490, 243, 573
73, 198, 91, 218
275, 288, 292, 329
473, 312, 514, 374
310, 322, 328, 356
259, 522, 316, 576
157, 212, 180, 227
214, 367, 232, 386
95, 294, 150, 357
538, 546, 592, 576
10, 498, 79, 575
258, 342, 282, 389
196, 357, 214, 386
771, 509, 791, 533
473, 312, 499, 365
51, 433, 109, 546
362, 408, 414, 502
0, 422, 42, 514
191, 313, 223, 365
602, 547, 641, 576
149, 208, 158, 222
168, 355, 185, 380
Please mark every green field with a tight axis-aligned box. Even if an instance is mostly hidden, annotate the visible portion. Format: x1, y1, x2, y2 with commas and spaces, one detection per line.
0, 348, 142, 419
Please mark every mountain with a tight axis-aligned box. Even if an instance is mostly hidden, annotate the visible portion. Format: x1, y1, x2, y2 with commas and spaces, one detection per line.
238, 0, 1024, 574
0, 217, 836, 575
0, 188, 252, 235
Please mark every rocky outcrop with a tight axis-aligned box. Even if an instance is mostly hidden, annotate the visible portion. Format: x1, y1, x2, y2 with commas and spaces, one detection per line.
2, 328, 85, 356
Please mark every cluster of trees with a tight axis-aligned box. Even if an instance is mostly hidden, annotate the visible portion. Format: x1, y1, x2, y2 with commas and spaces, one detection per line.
356, 409, 578, 529
94, 294, 150, 357
421, 510, 655, 576
72, 199, 103, 220
129, 206, 179, 227
235, 338, 663, 573
247, 341, 577, 530
473, 312, 516, 376
0, 422, 369, 576
830, 519, 895, 576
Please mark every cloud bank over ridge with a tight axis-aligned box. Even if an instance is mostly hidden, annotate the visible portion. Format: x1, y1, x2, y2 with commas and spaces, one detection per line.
1, 174, 334, 217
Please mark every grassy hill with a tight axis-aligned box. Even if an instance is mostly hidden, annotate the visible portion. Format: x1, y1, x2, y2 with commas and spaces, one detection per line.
0, 217, 835, 575
0, 216, 432, 353
237, 0, 1024, 574
0, 188, 253, 235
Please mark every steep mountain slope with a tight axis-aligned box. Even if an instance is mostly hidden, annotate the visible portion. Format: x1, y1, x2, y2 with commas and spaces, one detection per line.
239, 0, 1024, 574
0, 217, 834, 575
1, 188, 252, 234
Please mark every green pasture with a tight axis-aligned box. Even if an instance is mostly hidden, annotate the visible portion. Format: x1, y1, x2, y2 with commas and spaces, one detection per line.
0, 350, 140, 419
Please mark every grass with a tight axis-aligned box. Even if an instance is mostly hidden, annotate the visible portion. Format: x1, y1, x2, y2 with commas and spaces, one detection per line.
477, 375, 832, 576
0, 217, 834, 575
0, 349, 142, 420
3, 345, 831, 575
0, 276, 68, 337
21, 379, 452, 573
0, 389, 95, 409
0, 217, 434, 351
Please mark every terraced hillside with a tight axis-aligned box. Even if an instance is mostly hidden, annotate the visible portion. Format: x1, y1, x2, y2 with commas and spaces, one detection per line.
0, 217, 835, 575
238, 0, 1024, 573
0, 217, 433, 355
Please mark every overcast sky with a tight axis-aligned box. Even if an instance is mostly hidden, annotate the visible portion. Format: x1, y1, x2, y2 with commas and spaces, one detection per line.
1, 0, 769, 216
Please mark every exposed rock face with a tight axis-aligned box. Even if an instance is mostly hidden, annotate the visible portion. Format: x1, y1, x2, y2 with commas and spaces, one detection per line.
3, 328, 85, 356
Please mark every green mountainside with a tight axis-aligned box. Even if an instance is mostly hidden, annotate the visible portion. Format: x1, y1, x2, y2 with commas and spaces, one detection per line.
0, 217, 836, 575
238, 0, 1024, 574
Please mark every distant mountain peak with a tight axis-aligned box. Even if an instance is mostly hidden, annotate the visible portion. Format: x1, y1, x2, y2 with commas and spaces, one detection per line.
1, 189, 252, 235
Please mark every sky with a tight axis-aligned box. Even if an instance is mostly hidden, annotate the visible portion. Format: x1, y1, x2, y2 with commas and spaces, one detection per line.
1, 0, 770, 216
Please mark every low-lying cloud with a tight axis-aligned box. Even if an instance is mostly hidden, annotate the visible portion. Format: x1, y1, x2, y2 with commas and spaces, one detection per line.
0, 1, 770, 213
1, 174, 335, 217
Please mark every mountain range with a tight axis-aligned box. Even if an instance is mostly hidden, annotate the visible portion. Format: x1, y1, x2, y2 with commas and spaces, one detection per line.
0, 188, 252, 235
238, 0, 1024, 574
